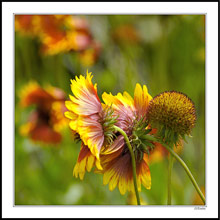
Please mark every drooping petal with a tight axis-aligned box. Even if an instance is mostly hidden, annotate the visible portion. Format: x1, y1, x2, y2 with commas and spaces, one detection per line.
139, 154, 151, 190
73, 143, 102, 180
101, 135, 125, 155
100, 149, 151, 195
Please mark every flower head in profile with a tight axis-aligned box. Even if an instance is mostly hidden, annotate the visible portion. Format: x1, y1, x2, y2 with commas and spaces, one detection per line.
147, 91, 196, 145
99, 84, 153, 195
64, 71, 117, 179
19, 81, 68, 144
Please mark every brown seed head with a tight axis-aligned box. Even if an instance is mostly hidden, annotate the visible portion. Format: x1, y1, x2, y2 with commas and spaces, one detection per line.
147, 91, 196, 138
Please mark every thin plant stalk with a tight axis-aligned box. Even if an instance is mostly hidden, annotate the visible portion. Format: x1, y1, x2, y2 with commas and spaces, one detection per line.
145, 135, 205, 204
113, 125, 141, 205
168, 153, 173, 205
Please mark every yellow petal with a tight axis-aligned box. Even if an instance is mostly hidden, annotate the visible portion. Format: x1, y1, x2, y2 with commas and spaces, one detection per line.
134, 83, 143, 106
123, 91, 134, 105
65, 100, 77, 111
102, 92, 116, 106
86, 154, 95, 172
109, 173, 119, 191
69, 120, 78, 131
64, 111, 77, 120
141, 172, 151, 190
95, 159, 103, 170
73, 163, 79, 178
118, 176, 127, 195
79, 158, 86, 174
103, 169, 114, 185
79, 171, 85, 180
116, 92, 134, 109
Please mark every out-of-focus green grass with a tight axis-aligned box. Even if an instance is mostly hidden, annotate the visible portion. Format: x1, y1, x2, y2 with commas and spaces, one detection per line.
15, 15, 205, 205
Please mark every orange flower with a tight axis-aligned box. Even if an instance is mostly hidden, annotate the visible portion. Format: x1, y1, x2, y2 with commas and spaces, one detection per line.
15, 15, 94, 56
19, 81, 55, 109
37, 15, 92, 55
15, 15, 37, 36
19, 81, 68, 144
34, 15, 74, 55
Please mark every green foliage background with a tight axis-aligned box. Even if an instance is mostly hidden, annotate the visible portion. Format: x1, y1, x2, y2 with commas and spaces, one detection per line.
15, 15, 205, 205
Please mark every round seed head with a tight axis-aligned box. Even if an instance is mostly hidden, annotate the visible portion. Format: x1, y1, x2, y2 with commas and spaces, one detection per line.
147, 91, 196, 142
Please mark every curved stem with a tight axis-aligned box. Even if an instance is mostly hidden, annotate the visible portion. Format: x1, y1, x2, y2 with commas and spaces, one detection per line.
144, 135, 205, 204
168, 153, 173, 205
113, 125, 141, 205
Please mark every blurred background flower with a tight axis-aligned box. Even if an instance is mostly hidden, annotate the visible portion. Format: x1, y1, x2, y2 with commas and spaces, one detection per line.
19, 81, 68, 144
15, 14, 205, 205
15, 15, 100, 60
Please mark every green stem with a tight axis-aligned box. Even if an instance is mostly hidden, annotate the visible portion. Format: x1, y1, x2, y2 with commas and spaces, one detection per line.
113, 125, 141, 205
168, 152, 173, 205
144, 135, 205, 204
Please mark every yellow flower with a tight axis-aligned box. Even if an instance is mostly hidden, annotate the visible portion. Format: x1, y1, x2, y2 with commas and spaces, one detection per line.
65, 71, 103, 158
100, 84, 152, 195
65, 71, 117, 179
